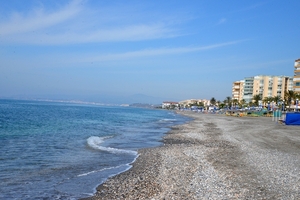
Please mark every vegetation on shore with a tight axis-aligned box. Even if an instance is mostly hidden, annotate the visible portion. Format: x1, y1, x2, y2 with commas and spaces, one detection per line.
163, 90, 300, 110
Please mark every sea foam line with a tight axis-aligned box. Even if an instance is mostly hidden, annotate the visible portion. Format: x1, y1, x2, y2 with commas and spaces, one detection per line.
87, 136, 137, 155
78, 154, 140, 178
77, 164, 128, 177
159, 118, 177, 122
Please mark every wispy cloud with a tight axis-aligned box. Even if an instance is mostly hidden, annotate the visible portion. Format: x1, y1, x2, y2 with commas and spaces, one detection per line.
0, 0, 83, 35
217, 18, 227, 25
0, 0, 181, 45
211, 58, 293, 72
1, 23, 176, 45
241, 2, 268, 12
75, 40, 243, 62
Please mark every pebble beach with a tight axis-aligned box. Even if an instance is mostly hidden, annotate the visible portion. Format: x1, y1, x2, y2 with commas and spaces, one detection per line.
84, 112, 300, 200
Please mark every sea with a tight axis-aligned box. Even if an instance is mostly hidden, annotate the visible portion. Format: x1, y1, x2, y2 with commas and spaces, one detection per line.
0, 99, 190, 200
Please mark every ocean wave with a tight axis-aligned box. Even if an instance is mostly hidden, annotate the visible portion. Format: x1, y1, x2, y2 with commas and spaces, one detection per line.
159, 118, 177, 122
87, 136, 137, 155
77, 164, 129, 177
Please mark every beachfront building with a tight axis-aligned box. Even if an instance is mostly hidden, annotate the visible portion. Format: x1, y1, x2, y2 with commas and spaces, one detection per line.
178, 99, 210, 108
162, 101, 179, 109
232, 80, 244, 102
243, 77, 255, 103
233, 75, 293, 103
294, 59, 300, 92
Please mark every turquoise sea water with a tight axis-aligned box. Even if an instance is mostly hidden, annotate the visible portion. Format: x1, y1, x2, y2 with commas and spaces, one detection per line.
0, 99, 189, 199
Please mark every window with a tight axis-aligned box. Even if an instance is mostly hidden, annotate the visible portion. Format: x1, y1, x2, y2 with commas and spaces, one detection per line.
296, 82, 300, 86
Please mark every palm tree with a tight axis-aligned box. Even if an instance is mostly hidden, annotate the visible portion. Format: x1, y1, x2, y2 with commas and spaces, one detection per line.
232, 99, 239, 109
240, 99, 246, 108
226, 96, 232, 103
296, 92, 300, 100
219, 103, 225, 109
273, 95, 282, 105
263, 97, 273, 104
295, 92, 300, 107
224, 96, 232, 109
285, 90, 296, 106
252, 94, 262, 106
210, 97, 216, 106
248, 101, 255, 107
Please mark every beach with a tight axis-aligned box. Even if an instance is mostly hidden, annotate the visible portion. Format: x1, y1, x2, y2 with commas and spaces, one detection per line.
85, 112, 300, 199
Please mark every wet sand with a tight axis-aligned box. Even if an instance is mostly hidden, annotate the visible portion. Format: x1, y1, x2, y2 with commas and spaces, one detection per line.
84, 112, 300, 199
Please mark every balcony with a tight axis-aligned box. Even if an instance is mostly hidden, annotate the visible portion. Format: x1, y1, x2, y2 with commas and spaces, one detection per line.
294, 77, 300, 81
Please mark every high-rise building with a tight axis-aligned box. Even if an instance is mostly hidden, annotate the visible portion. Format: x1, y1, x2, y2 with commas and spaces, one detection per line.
243, 77, 254, 103
232, 75, 293, 103
294, 59, 300, 92
232, 80, 244, 102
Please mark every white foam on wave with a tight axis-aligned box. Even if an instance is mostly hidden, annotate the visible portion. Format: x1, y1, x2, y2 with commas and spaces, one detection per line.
77, 164, 128, 177
87, 136, 137, 155
159, 118, 177, 122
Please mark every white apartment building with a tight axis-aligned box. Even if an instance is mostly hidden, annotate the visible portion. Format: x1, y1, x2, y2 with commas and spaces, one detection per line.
179, 99, 210, 107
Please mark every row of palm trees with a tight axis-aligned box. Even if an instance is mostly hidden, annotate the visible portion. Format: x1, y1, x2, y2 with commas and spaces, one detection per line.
210, 90, 300, 109
284, 90, 300, 106
252, 90, 300, 107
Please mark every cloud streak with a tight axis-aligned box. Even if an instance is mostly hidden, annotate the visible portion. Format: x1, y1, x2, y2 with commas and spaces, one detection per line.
73, 40, 244, 63
217, 18, 227, 25
0, 0, 180, 45
0, 0, 82, 35
1, 23, 176, 45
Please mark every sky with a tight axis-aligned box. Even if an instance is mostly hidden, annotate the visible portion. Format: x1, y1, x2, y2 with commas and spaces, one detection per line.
1, 0, 300, 104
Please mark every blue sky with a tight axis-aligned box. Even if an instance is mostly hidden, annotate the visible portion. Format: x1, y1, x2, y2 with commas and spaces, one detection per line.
1, 0, 299, 103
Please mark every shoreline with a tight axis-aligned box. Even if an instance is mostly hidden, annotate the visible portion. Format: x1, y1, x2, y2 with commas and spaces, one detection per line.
84, 112, 300, 199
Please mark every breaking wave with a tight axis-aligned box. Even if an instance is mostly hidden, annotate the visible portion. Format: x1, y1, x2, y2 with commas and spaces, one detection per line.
87, 136, 137, 155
